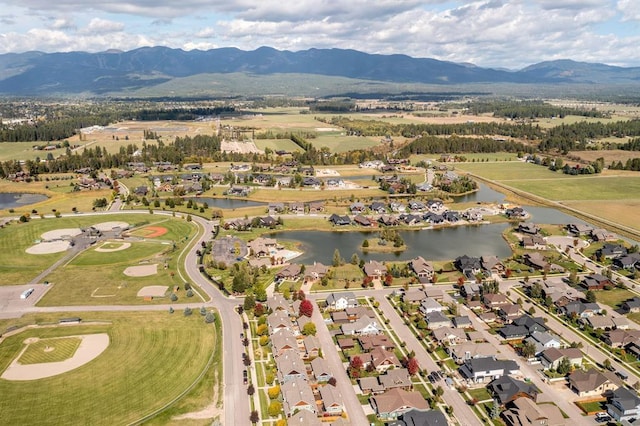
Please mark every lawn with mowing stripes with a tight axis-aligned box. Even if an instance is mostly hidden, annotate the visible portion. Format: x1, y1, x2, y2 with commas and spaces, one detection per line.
18, 337, 81, 364
0, 213, 196, 286
0, 311, 216, 425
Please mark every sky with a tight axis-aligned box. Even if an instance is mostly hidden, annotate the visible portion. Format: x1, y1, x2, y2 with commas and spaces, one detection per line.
0, 0, 639, 69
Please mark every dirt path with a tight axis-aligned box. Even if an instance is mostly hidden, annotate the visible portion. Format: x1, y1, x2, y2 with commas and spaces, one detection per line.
172, 371, 222, 421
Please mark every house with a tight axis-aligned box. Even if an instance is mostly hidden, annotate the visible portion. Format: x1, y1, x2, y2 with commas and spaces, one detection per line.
359, 376, 386, 394
484, 293, 511, 310
267, 310, 293, 334
281, 377, 316, 416
370, 201, 387, 214
133, 185, 149, 196
350, 202, 366, 213
378, 368, 412, 392
311, 357, 333, 383
357, 347, 401, 372
505, 206, 528, 219
432, 327, 468, 346
562, 301, 602, 318
607, 387, 640, 422
462, 283, 482, 299
622, 297, 640, 313
363, 260, 386, 280
498, 325, 529, 340
341, 315, 380, 336
370, 388, 430, 420
379, 215, 400, 226
402, 289, 429, 304
325, 292, 358, 311
308, 201, 325, 214
567, 223, 593, 236
488, 376, 539, 405
449, 342, 496, 364
612, 317, 630, 330
479, 312, 498, 324
359, 334, 396, 352
567, 368, 617, 397
392, 409, 448, 426
276, 352, 308, 383
268, 202, 286, 213
419, 298, 444, 315
581, 273, 612, 291
424, 311, 452, 329
455, 255, 483, 277
459, 357, 520, 383
337, 338, 355, 350
289, 202, 305, 214
328, 214, 351, 226
604, 329, 640, 348
523, 252, 564, 272
277, 263, 302, 281
304, 262, 329, 282
353, 214, 372, 227
583, 315, 615, 330
319, 385, 344, 415
345, 306, 376, 322
523, 331, 561, 355
512, 315, 548, 334
248, 237, 277, 257
409, 256, 435, 282
271, 329, 298, 357
499, 304, 522, 322
302, 335, 320, 359
540, 347, 583, 370
518, 223, 541, 235
522, 235, 546, 250
258, 216, 278, 228
452, 316, 472, 329
267, 294, 288, 312
501, 397, 565, 426
287, 409, 322, 426
591, 229, 616, 242
482, 255, 506, 275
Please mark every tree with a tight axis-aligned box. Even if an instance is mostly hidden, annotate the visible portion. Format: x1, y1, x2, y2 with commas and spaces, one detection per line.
254, 303, 265, 317
333, 248, 342, 267
557, 357, 572, 375
205, 312, 215, 323
200, 306, 207, 316
328, 376, 337, 386
249, 410, 259, 424
186, 289, 194, 297
256, 324, 268, 336
407, 357, 420, 376
585, 290, 596, 303
244, 294, 256, 312
183, 307, 192, 316
299, 299, 314, 317
434, 385, 444, 402
603, 358, 612, 371
170, 293, 178, 302
521, 341, 536, 358
362, 239, 369, 248
384, 273, 393, 286
268, 385, 281, 399
349, 356, 363, 378
267, 401, 282, 417
351, 253, 360, 265
247, 384, 255, 396
301, 322, 317, 336
490, 399, 500, 419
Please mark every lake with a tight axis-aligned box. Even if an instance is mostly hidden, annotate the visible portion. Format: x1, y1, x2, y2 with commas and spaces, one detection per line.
267, 224, 512, 264
453, 183, 506, 203
186, 197, 265, 209
0, 192, 48, 210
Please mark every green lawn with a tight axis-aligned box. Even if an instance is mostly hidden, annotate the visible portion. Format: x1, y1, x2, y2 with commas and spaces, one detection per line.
595, 288, 636, 309
575, 399, 606, 414
0, 311, 217, 425
253, 138, 304, 153
468, 387, 492, 402
312, 263, 364, 291
311, 134, 382, 153
18, 337, 82, 364
504, 175, 640, 201
456, 162, 562, 181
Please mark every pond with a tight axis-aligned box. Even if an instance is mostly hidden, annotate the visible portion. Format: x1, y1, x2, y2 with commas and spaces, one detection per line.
0, 192, 48, 210
452, 183, 506, 204
185, 197, 265, 209
267, 223, 512, 264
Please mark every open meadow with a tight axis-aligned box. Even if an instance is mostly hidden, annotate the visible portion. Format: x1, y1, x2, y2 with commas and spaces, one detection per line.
0, 311, 217, 425
0, 213, 195, 287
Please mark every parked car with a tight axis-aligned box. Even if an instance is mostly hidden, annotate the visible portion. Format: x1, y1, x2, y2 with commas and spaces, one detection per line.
243, 370, 248, 385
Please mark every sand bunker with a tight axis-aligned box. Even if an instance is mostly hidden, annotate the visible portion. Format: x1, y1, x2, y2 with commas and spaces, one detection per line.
93, 221, 129, 232
137, 285, 168, 297
123, 264, 158, 277
94, 242, 131, 252
41, 228, 82, 241
26, 241, 71, 254
1, 333, 109, 381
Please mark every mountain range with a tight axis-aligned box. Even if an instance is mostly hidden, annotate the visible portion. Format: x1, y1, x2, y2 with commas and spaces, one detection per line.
0, 46, 639, 97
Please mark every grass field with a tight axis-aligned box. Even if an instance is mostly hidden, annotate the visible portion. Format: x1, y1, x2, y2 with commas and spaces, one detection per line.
18, 337, 82, 364
594, 288, 636, 309
505, 175, 640, 201
0, 213, 195, 286
253, 138, 304, 153
569, 149, 639, 164
563, 200, 640, 231
0, 311, 216, 425
0, 142, 67, 162
456, 161, 562, 181
38, 220, 196, 306
311, 134, 381, 153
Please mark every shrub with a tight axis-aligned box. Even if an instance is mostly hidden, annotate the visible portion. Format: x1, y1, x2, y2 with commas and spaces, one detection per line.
267, 401, 282, 417
259, 335, 269, 346
186, 289, 194, 297
168, 307, 174, 314
200, 306, 207, 316
184, 307, 192, 316
205, 312, 215, 323
170, 293, 178, 302
265, 372, 275, 385
268, 385, 281, 400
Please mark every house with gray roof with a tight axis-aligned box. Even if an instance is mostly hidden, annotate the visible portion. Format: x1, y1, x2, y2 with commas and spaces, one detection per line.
363, 260, 386, 279
424, 311, 452, 330
271, 329, 298, 357
488, 376, 539, 405
341, 315, 380, 336
319, 385, 344, 415
607, 386, 640, 422
311, 356, 332, 382
419, 297, 444, 315
523, 331, 561, 356
325, 291, 357, 311
276, 351, 307, 383
449, 342, 496, 364
281, 377, 316, 416
460, 357, 521, 383
391, 409, 448, 426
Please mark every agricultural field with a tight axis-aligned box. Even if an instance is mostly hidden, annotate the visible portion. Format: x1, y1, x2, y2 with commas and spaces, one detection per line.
0, 213, 195, 287
569, 149, 640, 164
0, 311, 217, 425
0, 142, 66, 162
455, 161, 561, 181
311, 133, 382, 153
563, 200, 640, 231
532, 114, 624, 129
505, 175, 640, 201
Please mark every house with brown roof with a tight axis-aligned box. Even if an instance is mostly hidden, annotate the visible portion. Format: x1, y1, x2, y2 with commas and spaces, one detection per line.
604, 329, 640, 348
277, 263, 302, 280
409, 256, 435, 282
359, 335, 396, 352
268, 310, 293, 334
302, 335, 320, 359
567, 368, 617, 397
337, 337, 355, 350
484, 293, 511, 310
581, 273, 611, 291
272, 329, 298, 357
379, 368, 413, 392
432, 327, 468, 346
345, 306, 375, 321
449, 342, 496, 364
267, 293, 289, 313
501, 397, 565, 426
281, 377, 316, 417
371, 388, 430, 420
319, 385, 344, 415
499, 304, 522, 322
276, 351, 307, 383
402, 289, 429, 304
540, 347, 583, 370
355, 347, 401, 373
304, 262, 329, 282
311, 356, 332, 383
359, 376, 385, 394
288, 409, 322, 426
522, 235, 546, 250
363, 260, 386, 280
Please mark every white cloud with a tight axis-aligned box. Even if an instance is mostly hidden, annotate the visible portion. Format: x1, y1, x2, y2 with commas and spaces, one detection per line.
51, 17, 75, 30
617, 0, 640, 21
81, 18, 125, 34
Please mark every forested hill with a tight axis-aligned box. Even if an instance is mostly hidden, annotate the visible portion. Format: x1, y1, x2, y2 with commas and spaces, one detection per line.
1, 47, 640, 96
